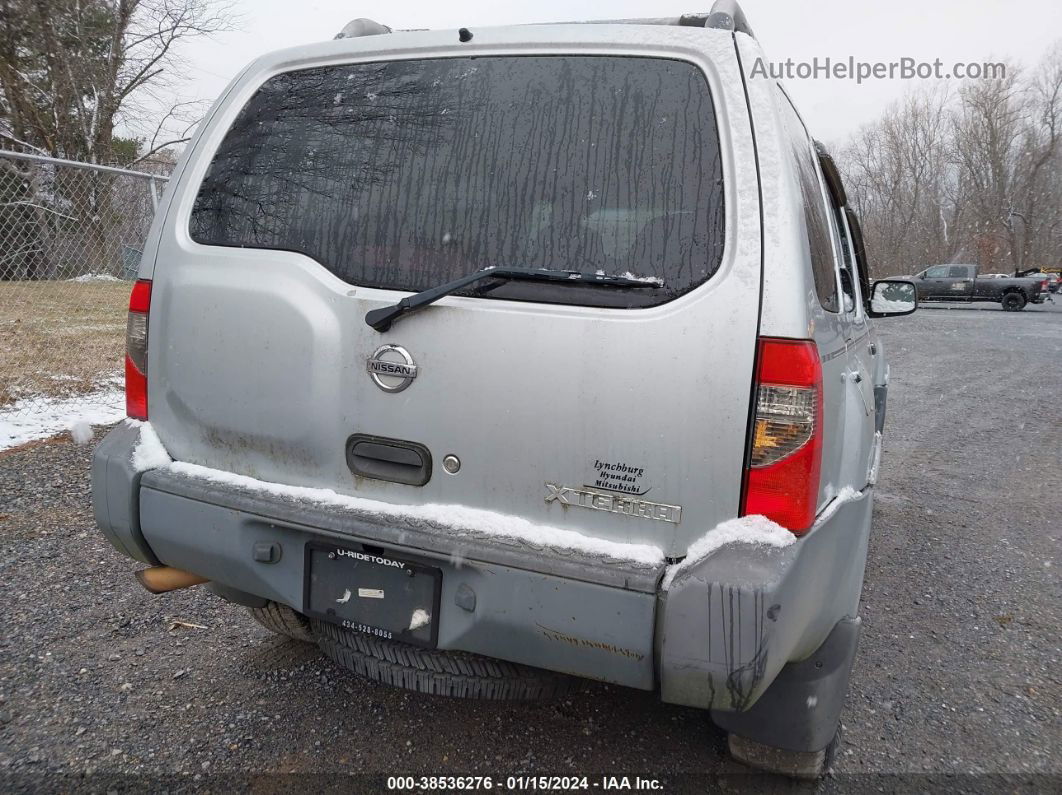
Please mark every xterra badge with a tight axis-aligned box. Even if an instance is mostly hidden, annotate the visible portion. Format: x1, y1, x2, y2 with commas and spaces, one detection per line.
366, 344, 417, 393
544, 483, 682, 524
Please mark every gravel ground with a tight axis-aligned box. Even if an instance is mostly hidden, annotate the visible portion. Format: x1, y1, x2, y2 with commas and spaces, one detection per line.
0, 302, 1059, 792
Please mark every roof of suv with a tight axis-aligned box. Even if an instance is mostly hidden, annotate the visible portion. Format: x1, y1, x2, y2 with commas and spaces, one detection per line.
332, 2, 758, 40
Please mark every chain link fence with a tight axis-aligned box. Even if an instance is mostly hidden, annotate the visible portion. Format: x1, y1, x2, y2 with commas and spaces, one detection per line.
0, 149, 171, 446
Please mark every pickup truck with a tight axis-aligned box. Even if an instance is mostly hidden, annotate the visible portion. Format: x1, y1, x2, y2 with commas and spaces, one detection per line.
1018, 269, 1061, 294
910, 264, 1047, 310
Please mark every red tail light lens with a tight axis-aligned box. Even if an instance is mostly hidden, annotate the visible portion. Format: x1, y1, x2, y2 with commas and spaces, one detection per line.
125, 279, 152, 420
741, 338, 823, 534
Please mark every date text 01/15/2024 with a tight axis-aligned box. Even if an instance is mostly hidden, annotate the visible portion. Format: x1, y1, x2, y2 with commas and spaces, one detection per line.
386, 776, 663, 790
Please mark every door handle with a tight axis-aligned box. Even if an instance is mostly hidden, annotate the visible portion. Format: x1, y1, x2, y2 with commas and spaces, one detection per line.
346, 435, 432, 486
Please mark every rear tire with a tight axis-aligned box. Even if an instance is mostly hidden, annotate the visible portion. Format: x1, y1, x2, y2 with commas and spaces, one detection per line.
1001, 292, 1026, 311
312, 618, 575, 700
248, 601, 314, 643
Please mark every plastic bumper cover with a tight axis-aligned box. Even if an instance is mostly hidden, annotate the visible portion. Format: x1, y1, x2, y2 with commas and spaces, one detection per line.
658, 488, 871, 715
92, 423, 870, 716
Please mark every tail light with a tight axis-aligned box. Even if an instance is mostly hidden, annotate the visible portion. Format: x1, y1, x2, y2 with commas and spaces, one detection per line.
740, 337, 823, 534
125, 279, 152, 420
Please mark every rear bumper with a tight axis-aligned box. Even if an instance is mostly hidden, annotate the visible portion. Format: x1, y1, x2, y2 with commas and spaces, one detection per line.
92, 422, 870, 716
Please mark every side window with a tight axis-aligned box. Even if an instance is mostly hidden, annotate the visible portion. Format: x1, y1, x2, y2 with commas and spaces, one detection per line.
834, 213, 860, 314
821, 198, 855, 313
925, 266, 949, 278
777, 91, 840, 312
815, 157, 858, 315
947, 266, 970, 278
844, 207, 872, 303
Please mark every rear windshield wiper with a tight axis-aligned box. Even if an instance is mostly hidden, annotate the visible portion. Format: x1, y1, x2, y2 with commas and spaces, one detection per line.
365, 267, 663, 332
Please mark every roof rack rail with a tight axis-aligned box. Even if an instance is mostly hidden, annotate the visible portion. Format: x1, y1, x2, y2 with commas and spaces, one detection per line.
705, 0, 756, 38
678, 12, 712, 27
562, 5, 757, 38
334, 18, 391, 40
332, 8, 755, 40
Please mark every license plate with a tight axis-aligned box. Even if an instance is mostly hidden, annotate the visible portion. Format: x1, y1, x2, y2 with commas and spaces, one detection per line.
303, 541, 441, 648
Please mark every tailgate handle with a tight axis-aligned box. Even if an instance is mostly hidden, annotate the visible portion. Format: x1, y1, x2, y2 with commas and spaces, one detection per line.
346, 435, 432, 487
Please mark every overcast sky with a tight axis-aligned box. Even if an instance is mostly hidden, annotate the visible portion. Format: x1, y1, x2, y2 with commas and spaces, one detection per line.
174, 0, 1061, 145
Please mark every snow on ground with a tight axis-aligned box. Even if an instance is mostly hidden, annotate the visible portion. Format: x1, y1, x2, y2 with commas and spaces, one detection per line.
0, 389, 124, 451
67, 273, 122, 283
69, 421, 94, 445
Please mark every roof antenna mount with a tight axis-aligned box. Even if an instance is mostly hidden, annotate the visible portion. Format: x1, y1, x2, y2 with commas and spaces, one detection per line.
334, 18, 392, 39
705, 0, 756, 38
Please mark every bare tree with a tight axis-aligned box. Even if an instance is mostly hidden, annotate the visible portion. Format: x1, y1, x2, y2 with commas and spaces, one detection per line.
840, 41, 1062, 277
950, 62, 1028, 271
0, 0, 232, 162
0, 0, 232, 276
948, 48, 1062, 274
1005, 44, 1062, 272
842, 86, 956, 277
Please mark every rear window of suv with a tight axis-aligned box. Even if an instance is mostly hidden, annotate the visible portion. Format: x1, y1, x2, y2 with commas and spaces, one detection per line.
190, 56, 725, 309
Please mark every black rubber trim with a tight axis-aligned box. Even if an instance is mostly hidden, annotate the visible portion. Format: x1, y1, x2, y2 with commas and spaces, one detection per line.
820, 345, 848, 363
874, 385, 888, 435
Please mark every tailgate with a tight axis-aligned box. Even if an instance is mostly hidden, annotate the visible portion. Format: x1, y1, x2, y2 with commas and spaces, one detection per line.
145, 30, 762, 559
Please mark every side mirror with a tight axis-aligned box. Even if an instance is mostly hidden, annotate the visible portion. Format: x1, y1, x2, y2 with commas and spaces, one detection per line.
867, 279, 917, 317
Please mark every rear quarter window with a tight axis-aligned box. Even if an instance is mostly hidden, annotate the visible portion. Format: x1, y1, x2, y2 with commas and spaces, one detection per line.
776, 90, 840, 313
190, 55, 725, 309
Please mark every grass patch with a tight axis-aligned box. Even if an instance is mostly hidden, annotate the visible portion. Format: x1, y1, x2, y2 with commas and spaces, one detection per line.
0, 280, 130, 406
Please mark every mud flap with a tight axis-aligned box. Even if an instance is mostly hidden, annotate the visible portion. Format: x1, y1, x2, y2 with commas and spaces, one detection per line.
710, 616, 861, 753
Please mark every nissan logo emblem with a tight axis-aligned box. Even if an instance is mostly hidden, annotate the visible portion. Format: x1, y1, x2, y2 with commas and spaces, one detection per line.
366, 345, 418, 393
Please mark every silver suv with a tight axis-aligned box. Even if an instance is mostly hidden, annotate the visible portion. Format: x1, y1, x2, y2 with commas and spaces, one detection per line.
92, 1, 917, 778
